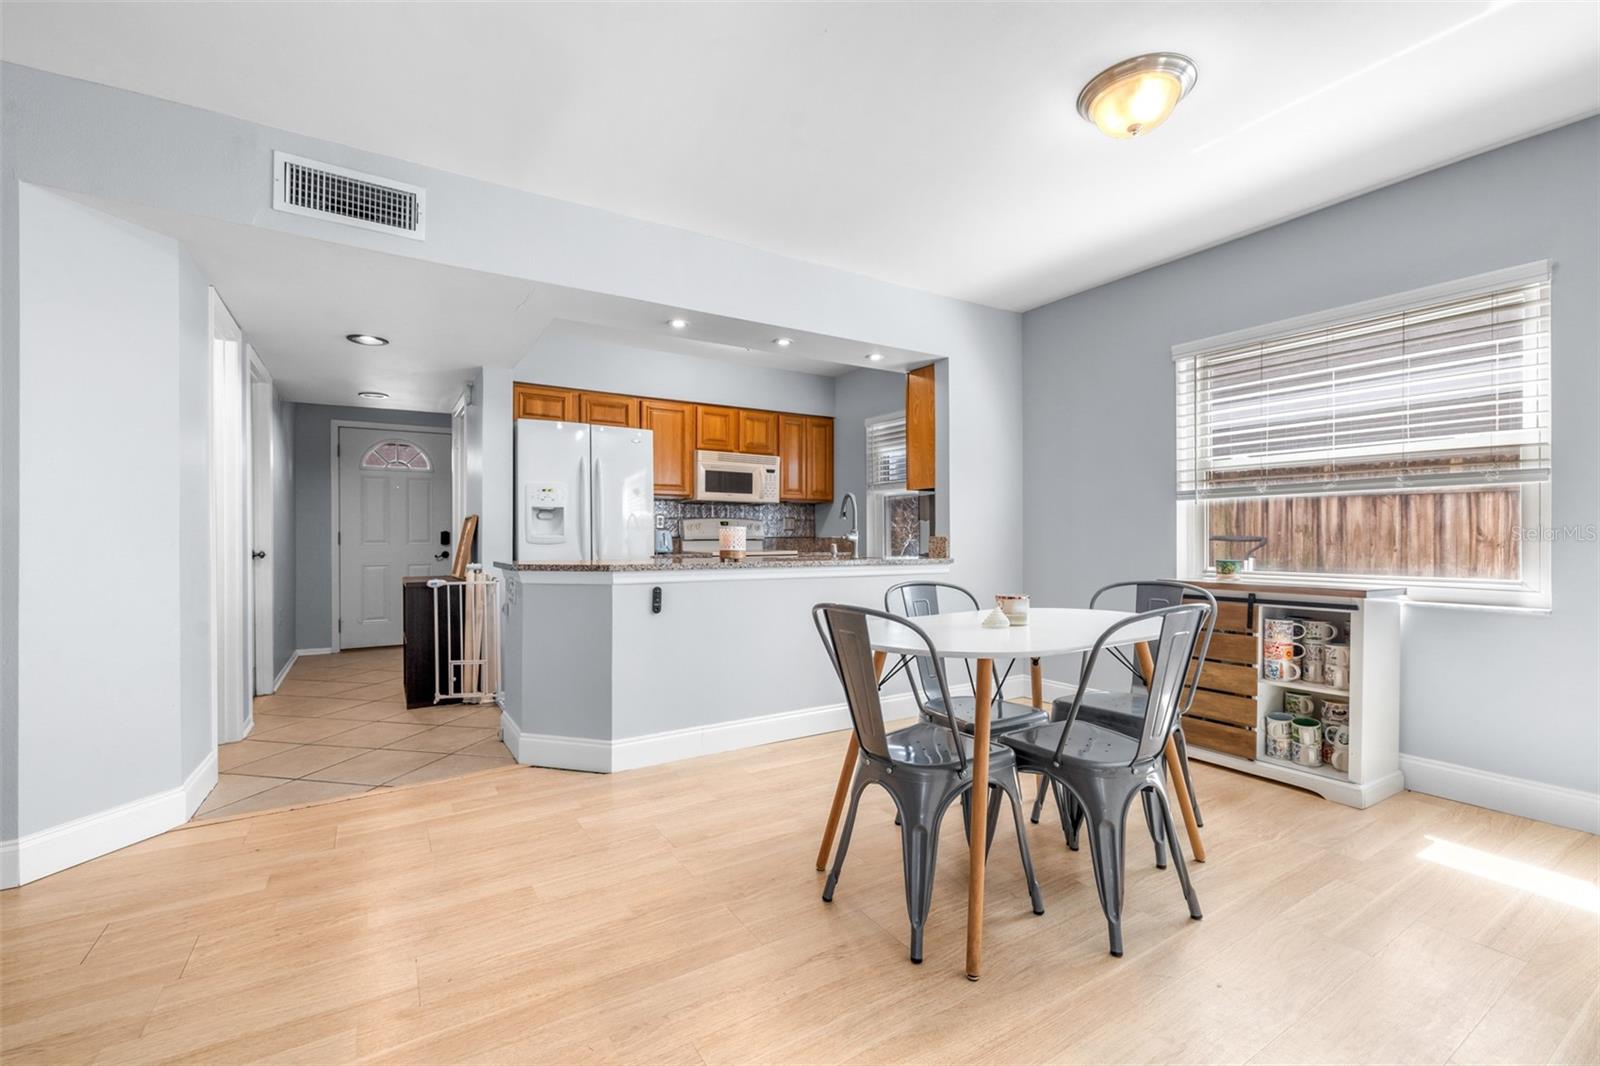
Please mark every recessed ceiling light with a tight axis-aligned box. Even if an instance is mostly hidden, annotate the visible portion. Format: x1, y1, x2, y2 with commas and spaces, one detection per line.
1077, 53, 1198, 140
866, 352, 884, 362
668, 318, 689, 330
357, 391, 390, 400
774, 337, 793, 347
346, 333, 389, 346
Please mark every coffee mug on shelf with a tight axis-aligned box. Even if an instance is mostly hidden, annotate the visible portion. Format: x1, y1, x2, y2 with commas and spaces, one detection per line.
1265, 712, 1295, 740
1325, 724, 1350, 771
1282, 692, 1316, 718
1320, 699, 1349, 724
1264, 659, 1302, 682
1291, 738, 1324, 767
1301, 619, 1340, 641
1303, 656, 1326, 685
1264, 618, 1307, 642
1324, 664, 1349, 690
1322, 643, 1351, 668
1267, 735, 1292, 760
1264, 640, 1306, 661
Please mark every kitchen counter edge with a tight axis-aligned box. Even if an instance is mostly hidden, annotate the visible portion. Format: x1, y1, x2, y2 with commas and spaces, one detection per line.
494, 556, 953, 584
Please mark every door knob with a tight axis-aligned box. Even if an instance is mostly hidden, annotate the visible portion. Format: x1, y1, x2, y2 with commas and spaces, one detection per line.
434, 550, 450, 560
251, 550, 267, 560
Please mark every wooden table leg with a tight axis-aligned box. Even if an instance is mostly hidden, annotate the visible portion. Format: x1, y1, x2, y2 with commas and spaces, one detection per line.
816, 650, 885, 871
1030, 657, 1043, 709
1136, 642, 1206, 863
966, 657, 993, 980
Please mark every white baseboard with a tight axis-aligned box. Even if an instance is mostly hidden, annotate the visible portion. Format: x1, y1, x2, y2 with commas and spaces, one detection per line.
183, 749, 219, 819
501, 692, 919, 774
1401, 755, 1599, 835
0, 778, 197, 890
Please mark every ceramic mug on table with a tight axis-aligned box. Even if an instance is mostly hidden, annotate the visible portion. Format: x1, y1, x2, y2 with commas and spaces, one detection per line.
1264, 658, 1302, 682
1264, 618, 1307, 642
996, 594, 1030, 626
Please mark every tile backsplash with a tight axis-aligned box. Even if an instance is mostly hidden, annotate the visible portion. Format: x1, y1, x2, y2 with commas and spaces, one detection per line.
654, 499, 817, 539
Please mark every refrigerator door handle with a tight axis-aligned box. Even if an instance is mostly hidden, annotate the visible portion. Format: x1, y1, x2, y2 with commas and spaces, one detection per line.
577, 454, 589, 561
592, 458, 603, 561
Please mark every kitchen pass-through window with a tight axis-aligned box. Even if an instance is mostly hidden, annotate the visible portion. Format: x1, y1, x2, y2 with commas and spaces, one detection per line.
1174, 263, 1552, 609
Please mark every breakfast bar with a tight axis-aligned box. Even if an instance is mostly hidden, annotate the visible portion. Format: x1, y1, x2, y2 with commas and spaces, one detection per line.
494, 557, 953, 772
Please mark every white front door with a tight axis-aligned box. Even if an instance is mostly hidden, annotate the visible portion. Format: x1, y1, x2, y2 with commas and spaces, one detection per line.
338, 427, 452, 649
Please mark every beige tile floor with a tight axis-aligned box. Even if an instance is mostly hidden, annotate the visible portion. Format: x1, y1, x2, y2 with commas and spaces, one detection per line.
192, 646, 515, 820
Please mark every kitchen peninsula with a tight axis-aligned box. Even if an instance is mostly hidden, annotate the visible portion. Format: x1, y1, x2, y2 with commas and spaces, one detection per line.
496, 554, 951, 772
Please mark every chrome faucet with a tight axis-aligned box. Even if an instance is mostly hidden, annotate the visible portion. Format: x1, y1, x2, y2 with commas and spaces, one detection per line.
840, 492, 859, 554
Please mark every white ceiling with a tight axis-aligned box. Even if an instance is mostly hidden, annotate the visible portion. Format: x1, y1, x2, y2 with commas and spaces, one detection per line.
72, 195, 926, 410
7, 2, 1598, 311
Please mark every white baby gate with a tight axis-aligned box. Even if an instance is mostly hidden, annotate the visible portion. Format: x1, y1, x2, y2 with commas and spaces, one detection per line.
427, 567, 502, 704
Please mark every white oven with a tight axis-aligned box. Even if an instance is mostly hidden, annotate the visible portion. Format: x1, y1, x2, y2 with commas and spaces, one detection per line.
693, 450, 780, 503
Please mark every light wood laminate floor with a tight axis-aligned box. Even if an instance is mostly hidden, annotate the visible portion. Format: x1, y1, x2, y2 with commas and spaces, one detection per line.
195, 648, 514, 820
3, 730, 1595, 1063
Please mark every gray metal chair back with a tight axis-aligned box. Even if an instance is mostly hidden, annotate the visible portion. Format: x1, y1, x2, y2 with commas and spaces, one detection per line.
883, 581, 978, 710
812, 602, 966, 774
1087, 581, 1217, 717
1052, 602, 1210, 767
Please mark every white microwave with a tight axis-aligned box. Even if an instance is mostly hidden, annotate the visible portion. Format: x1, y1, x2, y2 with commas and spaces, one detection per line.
693, 450, 780, 503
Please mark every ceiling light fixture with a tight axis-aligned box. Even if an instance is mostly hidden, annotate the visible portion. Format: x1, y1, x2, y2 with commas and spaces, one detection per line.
866, 352, 884, 362
774, 337, 793, 347
346, 333, 389, 346
1077, 53, 1198, 140
668, 318, 689, 330
358, 391, 390, 400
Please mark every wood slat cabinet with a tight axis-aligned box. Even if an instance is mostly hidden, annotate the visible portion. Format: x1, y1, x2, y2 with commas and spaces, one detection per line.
578, 392, 640, 428
737, 409, 780, 456
695, 405, 740, 452
1182, 594, 1258, 760
779, 414, 834, 502
640, 399, 694, 498
514, 384, 577, 422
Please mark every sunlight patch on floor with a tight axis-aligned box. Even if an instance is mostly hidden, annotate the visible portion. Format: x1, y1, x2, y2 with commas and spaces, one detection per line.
1418, 835, 1599, 913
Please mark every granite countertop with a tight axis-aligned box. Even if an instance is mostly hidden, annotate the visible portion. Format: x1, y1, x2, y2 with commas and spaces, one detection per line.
496, 554, 952, 573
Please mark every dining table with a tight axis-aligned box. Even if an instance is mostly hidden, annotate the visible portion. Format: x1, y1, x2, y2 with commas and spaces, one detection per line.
813, 606, 1206, 979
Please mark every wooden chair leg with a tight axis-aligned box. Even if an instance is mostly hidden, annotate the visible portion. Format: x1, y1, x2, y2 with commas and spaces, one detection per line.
1136, 642, 1206, 863
816, 650, 884, 871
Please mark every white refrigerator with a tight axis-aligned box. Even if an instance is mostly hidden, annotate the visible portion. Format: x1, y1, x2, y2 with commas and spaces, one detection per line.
515, 420, 655, 561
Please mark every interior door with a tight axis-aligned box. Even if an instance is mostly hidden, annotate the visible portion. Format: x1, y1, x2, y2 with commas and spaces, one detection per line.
338, 427, 452, 648
210, 290, 251, 743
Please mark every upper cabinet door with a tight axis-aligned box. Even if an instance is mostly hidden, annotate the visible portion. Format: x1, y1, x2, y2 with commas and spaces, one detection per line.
641, 399, 694, 498
804, 417, 834, 502
696, 405, 739, 452
579, 392, 640, 428
515, 383, 578, 422
778, 415, 806, 501
737, 410, 780, 455
905, 364, 936, 490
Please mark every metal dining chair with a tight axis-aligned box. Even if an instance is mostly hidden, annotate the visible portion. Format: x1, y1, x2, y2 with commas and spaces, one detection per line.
812, 603, 1044, 963
1030, 581, 1217, 865
999, 601, 1210, 957
883, 581, 1039, 736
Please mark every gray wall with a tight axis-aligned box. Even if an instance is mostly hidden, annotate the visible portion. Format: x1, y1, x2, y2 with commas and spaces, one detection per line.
516, 328, 836, 416
177, 248, 214, 777
290, 403, 451, 650
1021, 118, 1600, 794
14, 187, 193, 834
817, 366, 909, 541
270, 393, 297, 678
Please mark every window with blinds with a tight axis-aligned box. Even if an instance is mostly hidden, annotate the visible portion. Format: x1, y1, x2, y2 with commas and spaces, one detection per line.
1173, 263, 1552, 604
1176, 267, 1551, 500
866, 413, 908, 487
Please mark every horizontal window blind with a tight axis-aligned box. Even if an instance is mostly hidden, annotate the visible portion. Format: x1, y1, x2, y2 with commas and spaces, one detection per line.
866, 414, 908, 487
1176, 270, 1551, 500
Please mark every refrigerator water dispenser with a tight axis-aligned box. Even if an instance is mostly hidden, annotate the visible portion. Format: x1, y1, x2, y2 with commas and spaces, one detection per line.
525, 484, 569, 544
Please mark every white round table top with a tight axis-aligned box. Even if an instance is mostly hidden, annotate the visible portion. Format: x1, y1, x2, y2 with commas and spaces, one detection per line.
865, 607, 1161, 659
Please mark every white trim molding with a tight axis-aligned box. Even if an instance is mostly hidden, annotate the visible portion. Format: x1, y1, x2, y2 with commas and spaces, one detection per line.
1400, 755, 1599, 835
500, 692, 921, 774
0, 753, 217, 889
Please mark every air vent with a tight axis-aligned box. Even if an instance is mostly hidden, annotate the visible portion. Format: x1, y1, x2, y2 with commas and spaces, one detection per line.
271, 151, 425, 240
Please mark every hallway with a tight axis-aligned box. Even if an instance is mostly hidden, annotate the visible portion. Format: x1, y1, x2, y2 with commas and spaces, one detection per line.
194, 648, 514, 820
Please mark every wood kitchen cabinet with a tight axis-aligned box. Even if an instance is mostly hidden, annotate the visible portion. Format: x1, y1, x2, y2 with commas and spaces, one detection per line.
905, 364, 936, 491
779, 414, 834, 502
514, 383, 577, 422
737, 409, 780, 455
695, 405, 740, 452
641, 399, 694, 498
578, 392, 639, 428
